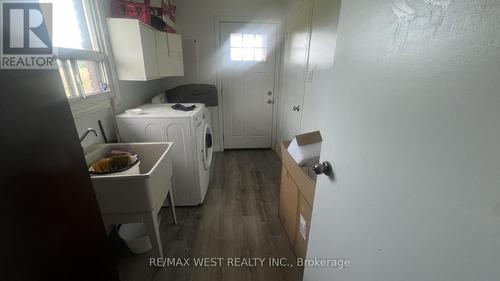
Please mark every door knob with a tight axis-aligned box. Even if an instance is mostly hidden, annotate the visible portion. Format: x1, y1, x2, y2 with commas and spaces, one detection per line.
267, 99, 274, 104
313, 161, 333, 176
267, 91, 273, 96
293, 105, 301, 112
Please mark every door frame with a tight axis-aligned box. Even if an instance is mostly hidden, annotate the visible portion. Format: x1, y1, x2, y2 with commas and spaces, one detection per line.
214, 16, 284, 151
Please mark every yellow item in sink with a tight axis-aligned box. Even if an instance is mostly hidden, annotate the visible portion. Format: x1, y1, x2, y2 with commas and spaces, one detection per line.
90, 158, 110, 173
89, 155, 138, 174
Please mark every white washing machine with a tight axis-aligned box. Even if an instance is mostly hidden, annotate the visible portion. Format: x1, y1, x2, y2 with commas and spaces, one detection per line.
116, 103, 213, 206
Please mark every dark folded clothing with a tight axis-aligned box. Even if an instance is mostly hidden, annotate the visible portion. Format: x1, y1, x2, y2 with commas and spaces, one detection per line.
171, 103, 196, 111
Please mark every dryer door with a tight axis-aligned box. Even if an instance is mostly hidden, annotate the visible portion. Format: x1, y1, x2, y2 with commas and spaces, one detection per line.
202, 123, 213, 171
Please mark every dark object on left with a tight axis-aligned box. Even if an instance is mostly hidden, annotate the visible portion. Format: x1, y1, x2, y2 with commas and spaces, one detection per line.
98, 120, 108, 143
0, 69, 120, 281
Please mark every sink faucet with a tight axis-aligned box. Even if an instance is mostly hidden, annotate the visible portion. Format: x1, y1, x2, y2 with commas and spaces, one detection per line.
79, 128, 99, 143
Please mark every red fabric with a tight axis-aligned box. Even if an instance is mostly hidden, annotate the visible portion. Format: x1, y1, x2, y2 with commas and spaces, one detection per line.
164, 1, 176, 22
111, 0, 151, 25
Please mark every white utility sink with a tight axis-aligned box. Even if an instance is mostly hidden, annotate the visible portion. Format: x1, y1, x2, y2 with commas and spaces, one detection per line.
85, 142, 173, 214
85, 142, 176, 258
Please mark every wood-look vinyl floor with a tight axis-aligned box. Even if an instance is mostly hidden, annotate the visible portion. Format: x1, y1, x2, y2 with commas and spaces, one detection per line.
111, 150, 303, 281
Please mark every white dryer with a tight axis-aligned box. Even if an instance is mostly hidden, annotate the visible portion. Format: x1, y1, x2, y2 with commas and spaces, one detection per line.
116, 103, 213, 206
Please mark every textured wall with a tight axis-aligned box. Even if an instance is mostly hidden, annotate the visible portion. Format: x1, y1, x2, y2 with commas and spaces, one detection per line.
304, 0, 500, 280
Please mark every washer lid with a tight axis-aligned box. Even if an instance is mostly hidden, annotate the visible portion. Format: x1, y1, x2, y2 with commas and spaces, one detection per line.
117, 103, 205, 118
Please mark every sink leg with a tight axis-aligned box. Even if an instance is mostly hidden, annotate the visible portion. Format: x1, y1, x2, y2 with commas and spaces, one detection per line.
168, 190, 177, 225
143, 212, 163, 258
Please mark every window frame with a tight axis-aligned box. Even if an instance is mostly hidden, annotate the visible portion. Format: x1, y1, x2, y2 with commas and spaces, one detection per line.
55, 0, 122, 117
229, 32, 268, 62
57, 48, 108, 97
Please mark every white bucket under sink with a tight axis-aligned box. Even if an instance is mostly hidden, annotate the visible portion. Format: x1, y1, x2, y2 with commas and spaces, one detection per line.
118, 223, 152, 254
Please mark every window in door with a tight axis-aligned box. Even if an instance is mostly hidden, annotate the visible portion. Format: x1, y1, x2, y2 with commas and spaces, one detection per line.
53, 0, 111, 99
230, 33, 267, 62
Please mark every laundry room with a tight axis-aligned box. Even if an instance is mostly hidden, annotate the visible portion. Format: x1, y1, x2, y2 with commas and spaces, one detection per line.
2, 0, 500, 281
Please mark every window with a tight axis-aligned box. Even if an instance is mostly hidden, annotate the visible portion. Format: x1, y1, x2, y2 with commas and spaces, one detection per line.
230, 33, 267, 62
53, 0, 111, 99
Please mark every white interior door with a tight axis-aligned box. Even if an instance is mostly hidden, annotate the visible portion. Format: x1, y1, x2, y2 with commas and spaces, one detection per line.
220, 22, 277, 149
279, 0, 313, 142
304, 0, 500, 280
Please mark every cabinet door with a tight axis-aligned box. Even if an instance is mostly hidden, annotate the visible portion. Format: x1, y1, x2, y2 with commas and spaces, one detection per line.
107, 18, 148, 80
279, 0, 313, 141
167, 33, 184, 76
139, 23, 160, 79
155, 30, 170, 76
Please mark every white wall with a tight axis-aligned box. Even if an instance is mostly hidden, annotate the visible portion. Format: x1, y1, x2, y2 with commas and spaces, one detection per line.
174, 0, 288, 83
303, 0, 500, 280
170, 0, 289, 150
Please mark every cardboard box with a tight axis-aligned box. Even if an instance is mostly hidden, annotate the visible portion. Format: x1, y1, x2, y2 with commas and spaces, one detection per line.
279, 168, 299, 245
281, 141, 316, 206
287, 131, 322, 166
295, 196, 313, 258
279, 140, 317, 258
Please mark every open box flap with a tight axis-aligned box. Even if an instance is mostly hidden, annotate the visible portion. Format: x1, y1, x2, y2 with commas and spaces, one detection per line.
295, 131, 322, 146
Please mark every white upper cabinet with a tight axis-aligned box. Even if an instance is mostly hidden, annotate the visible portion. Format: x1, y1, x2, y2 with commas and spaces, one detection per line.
107, 18, 184, 81
155, 31, 184, 77
168, 33, 184, 76
140, 23, 160, 80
